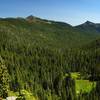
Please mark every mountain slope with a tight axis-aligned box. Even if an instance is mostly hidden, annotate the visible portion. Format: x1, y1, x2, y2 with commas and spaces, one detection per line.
82, 38, 100, 50
0, 16, 99, 50
75, 21, 100, 36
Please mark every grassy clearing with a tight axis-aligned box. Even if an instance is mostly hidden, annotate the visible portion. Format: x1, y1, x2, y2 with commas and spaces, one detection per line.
8, 90, 37, 100
70, 72, 96, 94
75, 79, 96, 94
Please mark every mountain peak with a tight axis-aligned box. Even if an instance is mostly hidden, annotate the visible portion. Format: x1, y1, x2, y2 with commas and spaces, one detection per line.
26, 15, 36, 20
84, 21, 95, 25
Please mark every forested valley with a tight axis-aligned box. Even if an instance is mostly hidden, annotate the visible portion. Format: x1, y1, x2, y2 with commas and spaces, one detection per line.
0, 16, 100, 100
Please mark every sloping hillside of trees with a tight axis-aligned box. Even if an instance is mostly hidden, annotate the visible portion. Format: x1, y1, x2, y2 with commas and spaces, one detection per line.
0, 16, 100, 99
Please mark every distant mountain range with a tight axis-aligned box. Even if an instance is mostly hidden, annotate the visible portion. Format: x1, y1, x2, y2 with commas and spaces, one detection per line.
0, 15, 100, 49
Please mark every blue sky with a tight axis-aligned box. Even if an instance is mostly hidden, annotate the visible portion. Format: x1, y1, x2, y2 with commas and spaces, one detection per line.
0, 0, 100, 25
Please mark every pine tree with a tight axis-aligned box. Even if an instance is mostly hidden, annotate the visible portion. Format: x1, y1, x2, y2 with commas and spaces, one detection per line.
0, 56, 10, 98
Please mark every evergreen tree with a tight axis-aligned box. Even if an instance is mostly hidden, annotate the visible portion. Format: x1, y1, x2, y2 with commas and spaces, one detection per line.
0, 56, 10, 98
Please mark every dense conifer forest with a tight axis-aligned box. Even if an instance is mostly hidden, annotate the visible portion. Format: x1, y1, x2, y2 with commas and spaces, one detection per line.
0, 16, 100, 100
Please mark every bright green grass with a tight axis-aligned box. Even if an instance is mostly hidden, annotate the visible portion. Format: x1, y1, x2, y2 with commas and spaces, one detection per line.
75, 80, 96, 94
8, 90, 37, 100
70, 72, 96, 95
8, 91, 19, 96
21, 90, 37, 100
64, 72, 80, 79
71, 72, 80, 79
